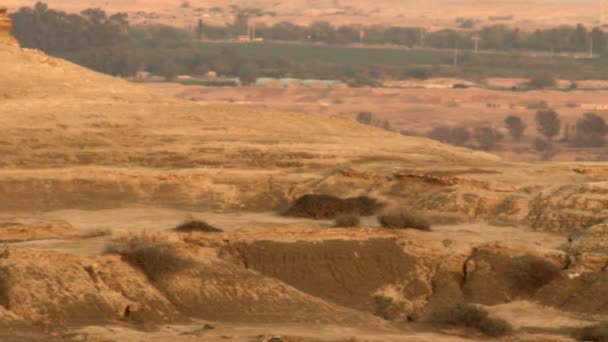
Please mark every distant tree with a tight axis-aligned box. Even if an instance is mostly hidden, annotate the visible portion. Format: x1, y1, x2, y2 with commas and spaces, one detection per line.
356, 112, 373, 125
535, 109, 561, 140
160, 60, 180, 81
591, 27, 607, 54
504, 115, 526, 140
237, 63, 258, 85
527, 72, 556, 89
533, 138, 558, 160
450, 126, 472, 146
473, 126, 503, 151
196, 19, 203, 40
382, 120, 393, 131
569, 23, 588, 51
574, 112, 608, 147
533, 137, 551, 152
428, 125, 470, 146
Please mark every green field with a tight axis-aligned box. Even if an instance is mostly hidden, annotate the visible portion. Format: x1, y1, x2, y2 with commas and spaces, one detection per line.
198, 42, 450, 66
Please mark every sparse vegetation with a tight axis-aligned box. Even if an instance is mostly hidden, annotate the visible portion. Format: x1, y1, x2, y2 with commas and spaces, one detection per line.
373, 295, 404, 320
105, 233, 194, 281
428, 125, 471, 147
333, 214, 361, 227
285, 194, 383, 219
377, 210, 431, 231
510, 254, 562, 294
527, 72, 557, 89
432, 303, 513, 337
174, 220, 223, 233
573, 322, 608, 341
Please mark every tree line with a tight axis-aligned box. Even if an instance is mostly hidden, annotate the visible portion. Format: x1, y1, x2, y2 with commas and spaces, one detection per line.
421, 110, 608, 159
200, 16, 606, 54
9, 2, 608, 84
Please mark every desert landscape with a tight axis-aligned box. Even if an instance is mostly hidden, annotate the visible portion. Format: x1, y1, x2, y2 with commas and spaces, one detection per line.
3, 0, 605, 30
5, 2, 608, 342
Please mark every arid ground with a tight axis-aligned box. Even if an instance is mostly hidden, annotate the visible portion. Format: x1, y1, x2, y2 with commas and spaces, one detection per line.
4, 10, 608, 342
144, 80, 608, 162
4, 0, 605, 30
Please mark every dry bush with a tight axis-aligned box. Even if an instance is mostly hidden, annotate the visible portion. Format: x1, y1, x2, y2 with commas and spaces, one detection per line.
510, 254, 561, 294
284, 194, 383, 219
574, 322, 608, 341
105, 233, 194, 281
333, 214, 361, 227
174, 220, 223, 233
373, 295, 404, 321
377, 210, 431, 231
432, 303, 513, 337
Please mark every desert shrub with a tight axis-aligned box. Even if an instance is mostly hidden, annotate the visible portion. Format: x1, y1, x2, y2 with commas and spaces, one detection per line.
510, 254, 561, 294
473, 126, 503, 151
377, 210, 431, 231
504, 115, 526, 140
334, 214, 361, 227
174, 220, 223, 233
105, 233, 194, 281
356, 111, 373, 125
373, 295, 404, 320
527, 71, 557, 89
574, 322, 608, 341
526, 100, 549, 110
284, 194, 383, 219
432, 303, 513, 337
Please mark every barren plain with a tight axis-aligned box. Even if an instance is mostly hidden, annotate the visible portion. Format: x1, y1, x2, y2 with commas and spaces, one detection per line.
3, 0, 604, 30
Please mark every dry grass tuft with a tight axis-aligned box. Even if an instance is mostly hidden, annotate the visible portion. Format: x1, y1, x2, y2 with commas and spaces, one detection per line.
284, 194, 383, 219
432, 303, 513, 337
574, 322, 608, 341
